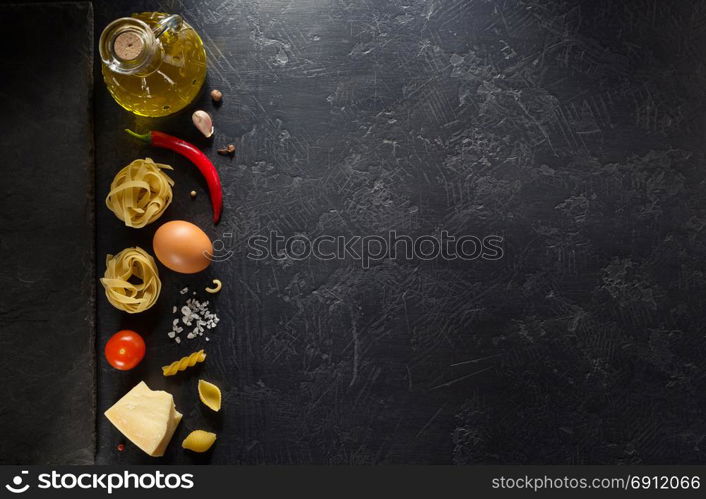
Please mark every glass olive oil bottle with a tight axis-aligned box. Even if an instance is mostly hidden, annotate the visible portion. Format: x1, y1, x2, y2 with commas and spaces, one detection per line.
99, 12, 207, 117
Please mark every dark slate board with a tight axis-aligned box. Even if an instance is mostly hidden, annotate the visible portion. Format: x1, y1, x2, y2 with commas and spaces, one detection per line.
95, 0, 706, 464
0, 2, 95, 464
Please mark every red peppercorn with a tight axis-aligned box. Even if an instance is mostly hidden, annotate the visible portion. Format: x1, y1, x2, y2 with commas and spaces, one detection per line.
117, 443, 125, 452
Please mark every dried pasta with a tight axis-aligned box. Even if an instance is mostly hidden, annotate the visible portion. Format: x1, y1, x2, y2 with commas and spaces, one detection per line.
106, 158, 174, 228
162, 350, 206, 376
182, 430, 216, 453
100, 247, 161, 314
205, 279, 222, 293
197, 379, 222, 412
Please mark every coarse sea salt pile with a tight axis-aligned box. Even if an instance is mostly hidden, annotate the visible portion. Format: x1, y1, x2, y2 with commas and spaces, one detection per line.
168, 287, 219, 343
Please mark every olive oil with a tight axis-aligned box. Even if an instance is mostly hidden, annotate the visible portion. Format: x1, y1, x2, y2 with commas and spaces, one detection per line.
100, 12, 207, 117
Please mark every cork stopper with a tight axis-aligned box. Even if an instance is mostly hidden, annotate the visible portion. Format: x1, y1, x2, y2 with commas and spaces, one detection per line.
113, 31, 144, 61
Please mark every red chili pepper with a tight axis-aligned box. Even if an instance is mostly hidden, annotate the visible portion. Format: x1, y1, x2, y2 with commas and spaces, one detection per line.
126, 129, 223, 224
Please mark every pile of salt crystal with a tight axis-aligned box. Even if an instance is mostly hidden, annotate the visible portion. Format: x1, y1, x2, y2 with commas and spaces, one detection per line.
167, 287, 219, 343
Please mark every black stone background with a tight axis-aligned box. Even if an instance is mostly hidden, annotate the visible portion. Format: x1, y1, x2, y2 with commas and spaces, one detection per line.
77, 0, 706, 464
0, 2, 95, 464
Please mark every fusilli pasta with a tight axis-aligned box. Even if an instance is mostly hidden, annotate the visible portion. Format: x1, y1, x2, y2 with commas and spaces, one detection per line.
162, 350, 207, 376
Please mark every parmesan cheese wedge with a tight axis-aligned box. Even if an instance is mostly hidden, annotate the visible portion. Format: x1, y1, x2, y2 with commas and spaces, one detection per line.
104, 381, 182, 457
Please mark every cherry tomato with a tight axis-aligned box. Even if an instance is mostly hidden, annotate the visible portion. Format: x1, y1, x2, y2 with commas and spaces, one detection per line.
105, 330, 145, 370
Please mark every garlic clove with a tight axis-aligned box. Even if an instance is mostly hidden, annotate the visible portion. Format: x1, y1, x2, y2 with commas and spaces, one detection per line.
192, 110, 214, 138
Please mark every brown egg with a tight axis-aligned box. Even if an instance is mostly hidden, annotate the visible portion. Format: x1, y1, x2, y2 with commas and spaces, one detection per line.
153, 220, 213, 274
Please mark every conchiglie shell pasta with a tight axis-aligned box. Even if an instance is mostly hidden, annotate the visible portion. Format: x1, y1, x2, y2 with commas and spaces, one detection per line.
182, 430, 217, 453
198, 379, 222, 412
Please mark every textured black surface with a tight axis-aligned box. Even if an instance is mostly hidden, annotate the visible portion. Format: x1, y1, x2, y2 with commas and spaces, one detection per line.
0, 2, 95, 464
95, 0, 706, 464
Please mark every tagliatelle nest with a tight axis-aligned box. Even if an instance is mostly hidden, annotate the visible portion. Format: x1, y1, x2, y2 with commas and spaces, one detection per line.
100, 247, 161, 314
106, 158, 174, 228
